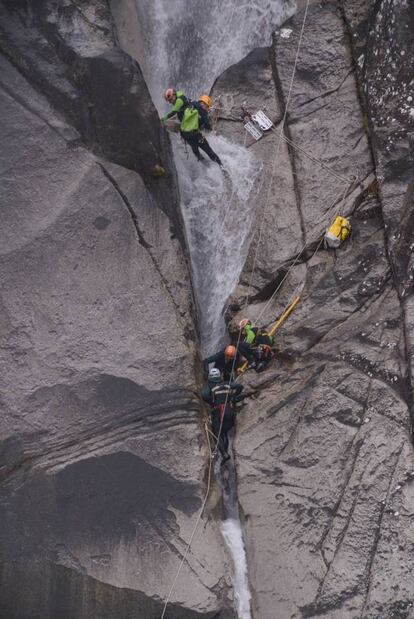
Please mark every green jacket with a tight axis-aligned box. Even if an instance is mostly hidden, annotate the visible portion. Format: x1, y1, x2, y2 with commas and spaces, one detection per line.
180, 107, 200, 132
244, 324, 256, 345
162, 90, 200, 132
162, 90, 187, 122
244, 325, 274, 347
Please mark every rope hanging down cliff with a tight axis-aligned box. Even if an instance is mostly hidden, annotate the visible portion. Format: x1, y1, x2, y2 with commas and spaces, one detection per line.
245, 0, 311, 303
159, 4, 313, 617
255, 178, 355, 325
160, 334, 242, 619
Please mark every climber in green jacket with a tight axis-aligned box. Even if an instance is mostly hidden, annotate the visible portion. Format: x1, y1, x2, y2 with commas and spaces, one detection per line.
238, 319, 274, 372
162, 88, 189, 123
162, 88, 223, 166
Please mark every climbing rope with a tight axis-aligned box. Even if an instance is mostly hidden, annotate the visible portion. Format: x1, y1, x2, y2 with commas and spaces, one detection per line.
161, 0, 360, 611
210, 327, 244, 455
245, 0, 311, 304
255, 178, 355, 324
160, 326, 243, 618
160, 421, 214, 619
280, 133, 353, 184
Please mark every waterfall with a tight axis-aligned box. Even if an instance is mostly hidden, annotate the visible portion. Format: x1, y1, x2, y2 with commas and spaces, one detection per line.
215, 444, 252, 619
119, 0, 296, 108
111, 0, 296, 350
110, 1, 297, 614
174, 134, 262, 354
222, 520, 252, 619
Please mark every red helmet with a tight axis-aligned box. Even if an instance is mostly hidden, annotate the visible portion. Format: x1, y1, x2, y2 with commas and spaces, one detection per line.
164, 88, 176, 103
225, 345, 237, 359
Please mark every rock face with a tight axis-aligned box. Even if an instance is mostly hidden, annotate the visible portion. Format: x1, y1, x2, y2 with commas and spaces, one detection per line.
0, 2, 234, 617
0, 0, 179, 226
213, 1, 414, 618
2, 1, 414, 618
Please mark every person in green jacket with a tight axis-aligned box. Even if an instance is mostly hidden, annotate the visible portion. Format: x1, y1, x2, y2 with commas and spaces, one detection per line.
162, 88, 189, 123
162, 89, 223, 166
238, 319, 274, 372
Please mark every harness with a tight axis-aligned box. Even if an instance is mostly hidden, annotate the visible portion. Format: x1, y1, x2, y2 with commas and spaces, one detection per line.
255, 343, 273, 360
211, 384, 234, 420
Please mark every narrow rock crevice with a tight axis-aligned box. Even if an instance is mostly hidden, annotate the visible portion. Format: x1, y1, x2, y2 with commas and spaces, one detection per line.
359, 446, 404, 616
316, 434, 365, 562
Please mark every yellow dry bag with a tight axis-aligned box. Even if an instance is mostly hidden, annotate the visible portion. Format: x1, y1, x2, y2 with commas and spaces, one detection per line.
325, 216, 351, 249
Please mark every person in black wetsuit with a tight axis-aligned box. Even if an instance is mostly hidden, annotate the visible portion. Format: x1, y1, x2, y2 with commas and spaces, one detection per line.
201, 368, 243, 461
203, 345, 243, 381
182, 95, 223, 166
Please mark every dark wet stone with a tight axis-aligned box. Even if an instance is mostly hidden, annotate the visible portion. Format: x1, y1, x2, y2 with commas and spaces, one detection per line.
93, 216, 111, 230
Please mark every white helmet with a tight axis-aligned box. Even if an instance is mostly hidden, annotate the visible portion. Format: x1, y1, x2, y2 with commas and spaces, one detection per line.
208, 367, 221, 382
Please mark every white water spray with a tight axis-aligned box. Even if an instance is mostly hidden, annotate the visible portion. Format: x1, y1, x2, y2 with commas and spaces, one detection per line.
122, 0, 296, 108
175, 134, 262, 354
222, 519, 252, 619
111, 0, 295, 349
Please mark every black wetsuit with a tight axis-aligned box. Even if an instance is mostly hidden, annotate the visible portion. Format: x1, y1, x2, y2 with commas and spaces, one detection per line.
202, 380, 243, 456
203, 349, 243, 381
239, 327, 274, 366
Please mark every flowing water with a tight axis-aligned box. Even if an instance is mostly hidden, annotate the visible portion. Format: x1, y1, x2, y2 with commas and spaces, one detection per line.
112, 1, 296, 615
215, 442, 252, 619
174, 134, 262, 354
113, 0, 296, 353
222, 519, 252, 619
144, 0, 296, 354
124, 0, 296, 108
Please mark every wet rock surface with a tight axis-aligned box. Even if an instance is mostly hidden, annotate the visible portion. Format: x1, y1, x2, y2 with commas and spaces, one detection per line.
0, 2, 234, 617
2, 0, 414, 617
341, 0, 414, 397
212, 5, 373, 300
237, 210, 414, 618
0, 0, 180, 228
214, 1, 414, 618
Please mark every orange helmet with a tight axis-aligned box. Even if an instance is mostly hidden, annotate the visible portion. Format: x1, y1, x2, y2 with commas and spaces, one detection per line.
225, 345, 237, 359
239, 319, 251, 330
164, 88, 176, 102
199, 94, 213, 108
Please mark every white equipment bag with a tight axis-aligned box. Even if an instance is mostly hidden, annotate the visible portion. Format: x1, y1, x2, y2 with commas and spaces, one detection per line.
244, 121, 262, 141
252, 110, 273, 131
